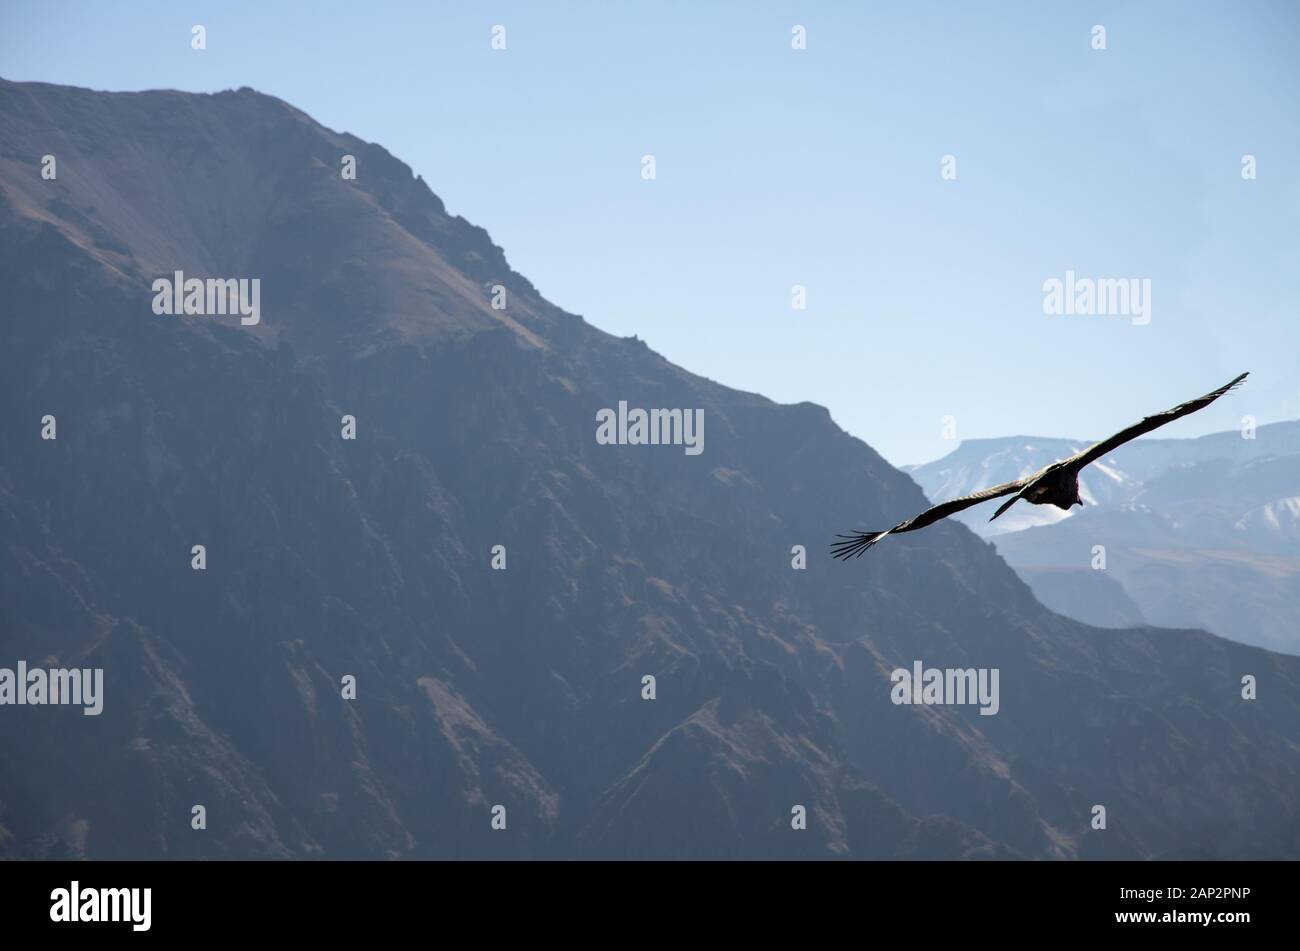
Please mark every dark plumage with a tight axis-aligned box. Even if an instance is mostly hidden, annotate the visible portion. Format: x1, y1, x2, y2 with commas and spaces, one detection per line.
831, 372, 1249, 559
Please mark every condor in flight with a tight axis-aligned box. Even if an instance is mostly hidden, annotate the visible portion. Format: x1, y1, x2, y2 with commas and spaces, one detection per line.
831, 372, 1249, 560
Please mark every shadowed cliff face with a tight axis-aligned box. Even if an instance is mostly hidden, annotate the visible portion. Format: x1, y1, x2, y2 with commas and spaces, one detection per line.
1, 79, 1298, 859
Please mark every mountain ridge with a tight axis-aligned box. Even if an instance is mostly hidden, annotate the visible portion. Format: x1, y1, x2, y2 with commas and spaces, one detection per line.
2, 79, 1298, 859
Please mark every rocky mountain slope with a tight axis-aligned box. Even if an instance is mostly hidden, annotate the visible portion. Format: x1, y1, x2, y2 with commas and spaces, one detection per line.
2, 79, 1298, 859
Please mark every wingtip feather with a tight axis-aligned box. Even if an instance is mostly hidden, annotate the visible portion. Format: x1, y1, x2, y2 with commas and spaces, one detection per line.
830, 530, 887, 560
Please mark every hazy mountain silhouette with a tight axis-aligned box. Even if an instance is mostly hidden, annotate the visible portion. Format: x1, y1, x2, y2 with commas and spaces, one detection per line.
908, 424, 1300, 653
2, 79, 1298, 859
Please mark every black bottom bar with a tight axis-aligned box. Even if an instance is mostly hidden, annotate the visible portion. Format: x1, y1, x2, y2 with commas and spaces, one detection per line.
0, 859, 1281, 938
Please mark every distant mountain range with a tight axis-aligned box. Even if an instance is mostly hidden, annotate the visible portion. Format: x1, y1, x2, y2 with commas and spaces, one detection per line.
2, 79, 1298, 859
906, 423, 1300, 653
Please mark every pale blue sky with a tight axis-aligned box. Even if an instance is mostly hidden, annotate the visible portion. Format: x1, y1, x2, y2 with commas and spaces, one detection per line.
3, 0, 1297, 464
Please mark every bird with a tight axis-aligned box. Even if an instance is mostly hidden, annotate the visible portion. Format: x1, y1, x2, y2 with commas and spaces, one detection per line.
830, 372, 1249, 559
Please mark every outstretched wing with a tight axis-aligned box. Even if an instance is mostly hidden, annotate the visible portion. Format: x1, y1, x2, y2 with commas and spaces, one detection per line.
831, 477, 1027, 559
886, 478, 1030, 532
1059, 372, 1249, 473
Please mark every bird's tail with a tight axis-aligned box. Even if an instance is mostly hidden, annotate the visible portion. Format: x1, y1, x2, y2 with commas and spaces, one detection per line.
988, 493, 1023, 522
830, 529, 891, 560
